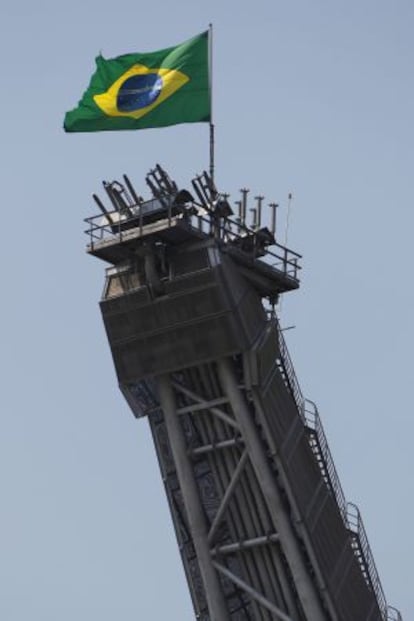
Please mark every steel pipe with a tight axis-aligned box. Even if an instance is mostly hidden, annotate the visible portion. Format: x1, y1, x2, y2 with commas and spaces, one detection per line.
217, 358, 327, 621
157, 374, 229, 621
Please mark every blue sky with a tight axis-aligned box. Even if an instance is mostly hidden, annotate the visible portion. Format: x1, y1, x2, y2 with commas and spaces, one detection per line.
1, 1, 412, 619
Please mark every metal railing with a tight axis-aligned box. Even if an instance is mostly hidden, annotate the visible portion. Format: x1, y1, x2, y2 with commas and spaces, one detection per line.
275, 319, 306, 420
303, 399, 348, 523
347, 503, 388, 618
387, 606, 403, 621
85, 201, 302, 282
273, 321, 402, 620
275, 319, 347, 522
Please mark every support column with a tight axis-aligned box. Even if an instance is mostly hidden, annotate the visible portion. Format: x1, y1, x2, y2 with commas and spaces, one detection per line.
217, 358, 327, 621
157, 374, 229, 621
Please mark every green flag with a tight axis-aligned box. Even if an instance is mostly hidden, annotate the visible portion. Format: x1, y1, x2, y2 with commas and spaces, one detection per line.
64, 31, 210, 132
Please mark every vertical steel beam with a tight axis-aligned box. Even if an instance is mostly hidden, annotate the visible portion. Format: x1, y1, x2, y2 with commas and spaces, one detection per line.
217, 358, 327, 621
157, 374, 230, 621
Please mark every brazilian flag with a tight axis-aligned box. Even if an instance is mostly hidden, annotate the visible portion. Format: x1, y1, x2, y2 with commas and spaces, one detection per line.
64, 31, 210, 132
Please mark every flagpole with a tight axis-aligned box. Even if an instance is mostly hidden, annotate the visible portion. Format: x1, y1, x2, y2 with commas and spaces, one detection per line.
208, 23, 215, 184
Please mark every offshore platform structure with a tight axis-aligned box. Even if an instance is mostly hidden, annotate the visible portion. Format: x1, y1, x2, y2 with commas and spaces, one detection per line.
85, 165, 401, 621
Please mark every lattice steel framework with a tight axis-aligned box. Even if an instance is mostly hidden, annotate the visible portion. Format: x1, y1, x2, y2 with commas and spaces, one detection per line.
86, 165, 402, 621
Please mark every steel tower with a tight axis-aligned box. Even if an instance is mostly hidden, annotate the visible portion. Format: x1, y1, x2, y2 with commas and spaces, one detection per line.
85, 165, 401, 621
